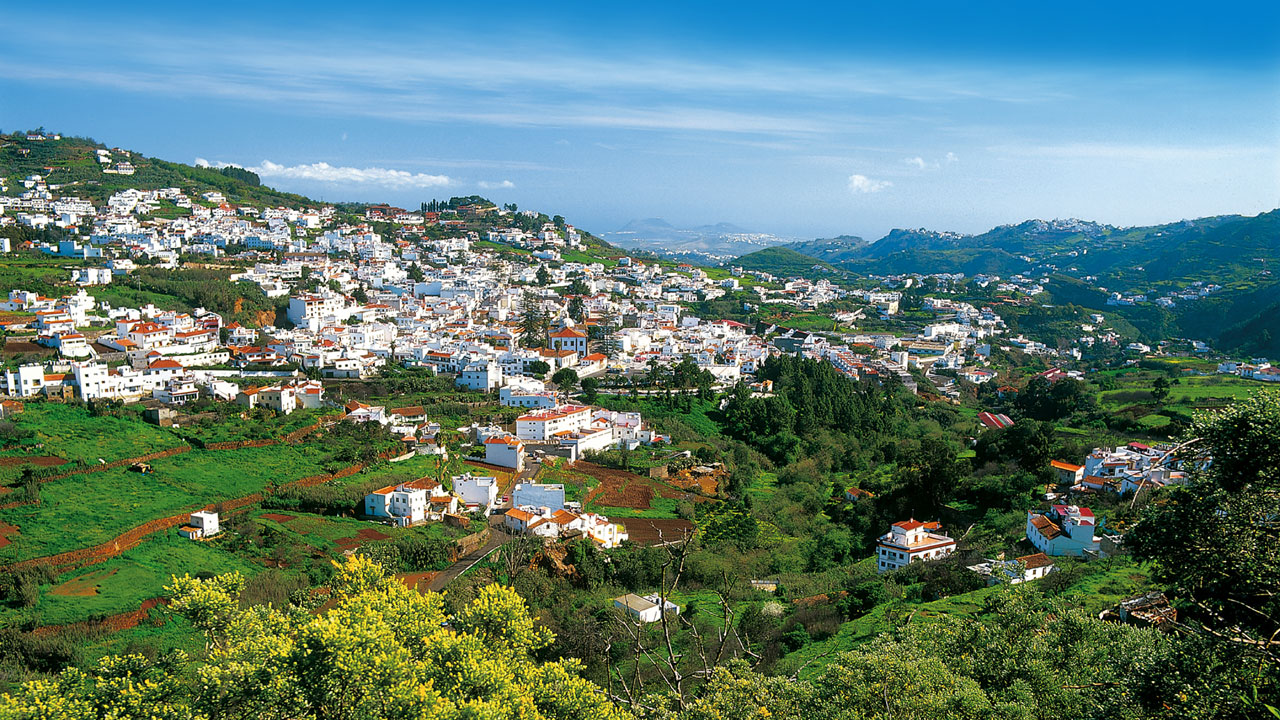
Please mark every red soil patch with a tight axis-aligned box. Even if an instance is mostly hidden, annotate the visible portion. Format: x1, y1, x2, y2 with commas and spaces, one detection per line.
50, 567, 118, 597
32, 598, 166, 636
0, 520, 18, 548
0, 456, 67, 468
334, 527, 391, 551
577, 462, 655, 509
576, 462, 713, 509
397, 570, 440, 592
621, 518, 695, 545
667, 467, 724, 496
260, 513, 298, 523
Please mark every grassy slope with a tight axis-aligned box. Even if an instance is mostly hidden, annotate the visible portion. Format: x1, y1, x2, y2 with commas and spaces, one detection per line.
781, 557, 1152, 679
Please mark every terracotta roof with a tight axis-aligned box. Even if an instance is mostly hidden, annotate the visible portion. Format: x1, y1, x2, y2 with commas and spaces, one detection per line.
1017, 552, 1055, 570
506, 508, 535, 522
1029, 514, 1062, 540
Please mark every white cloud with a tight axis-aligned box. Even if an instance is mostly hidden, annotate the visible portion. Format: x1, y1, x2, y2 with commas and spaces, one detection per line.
477, 180, 515, 189
249, 160, 451, 188
848, 174, 892, 194
903, 152, 958, 170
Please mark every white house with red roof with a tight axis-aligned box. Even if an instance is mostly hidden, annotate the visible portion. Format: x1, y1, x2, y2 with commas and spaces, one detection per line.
876, 519, 956, 574
484, 433, 525, 471
1026, 505, 1100, 556
365, 478, 436, 526
516, 405, 593, 442
1050, 460, 1085, 485
549, 326, 588, 355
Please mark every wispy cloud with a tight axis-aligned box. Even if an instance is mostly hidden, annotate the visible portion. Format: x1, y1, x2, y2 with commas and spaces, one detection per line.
989, 142, 1271, 162
477, 180, 515, 189
903, 152, 959, 170
848, 174, 892, 194
227, 160, 452, 188
0, 22, 1087, 141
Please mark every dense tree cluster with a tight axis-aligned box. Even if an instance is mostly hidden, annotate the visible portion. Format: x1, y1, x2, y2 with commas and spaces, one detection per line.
0, 557, 625, 719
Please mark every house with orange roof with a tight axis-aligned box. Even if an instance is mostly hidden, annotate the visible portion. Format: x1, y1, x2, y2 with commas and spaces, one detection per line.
549, 325, 588, 355
364, 480, 432, 526
876, 519, 956, 574
484, 433, 525, 471
1050, 460, 1085, 485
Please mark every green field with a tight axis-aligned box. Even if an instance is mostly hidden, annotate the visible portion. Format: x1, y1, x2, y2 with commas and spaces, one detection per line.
585, 495, 682, 519
1096, 372, 1261, 409
560, 249, 619, 267
4, 403, 188, 465
174, 406, 338, 445
0, 254, 93, 298
1, 530, 262, 627
0, 443, 332, 563
251, 509, 462, 552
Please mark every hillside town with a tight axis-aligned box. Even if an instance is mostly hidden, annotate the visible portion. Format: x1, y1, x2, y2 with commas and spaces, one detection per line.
0, 135, 1271, 719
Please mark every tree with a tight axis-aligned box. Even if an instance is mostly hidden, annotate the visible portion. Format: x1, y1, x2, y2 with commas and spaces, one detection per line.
896, 437, 965, 514
1013, 376, 1091, 421
580, 377, 600, 403
552, 368, 579, 395
1128, 392, 1280, 658
526, 360, 551, 379
520, 291, 548, 348
568, 296, 586, 322
536, 265, 551, 286
0, 556, 628, 720
1152, 376, 1171, 405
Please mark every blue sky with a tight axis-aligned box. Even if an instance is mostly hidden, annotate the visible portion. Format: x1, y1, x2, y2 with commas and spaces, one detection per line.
2, 1, 1278, 240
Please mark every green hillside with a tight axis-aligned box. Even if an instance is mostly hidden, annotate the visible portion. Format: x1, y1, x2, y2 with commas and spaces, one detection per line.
0, 132, 318, 208
732, 246, 836, 277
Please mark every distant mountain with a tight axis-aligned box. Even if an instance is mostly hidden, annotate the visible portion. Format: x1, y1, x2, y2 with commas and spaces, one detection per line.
770, 212, 1278, 288
783, 235, 869, 264
604, 218, 793, 263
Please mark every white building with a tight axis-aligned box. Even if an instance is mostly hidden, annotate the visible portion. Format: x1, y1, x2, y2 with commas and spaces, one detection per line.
1027, 505, 1100, 556
483, 434, 525, 471
2, 364, 46, 397
365, 480, 436, 526
967, 552, 1056, 585
875, 519, 956, 574
548, 326, 589, 355
458, 359, 502, 391
179, 511, 220, 539
453, 473, 500, 514
512, 482, 566, 512
614, 593, 680, 623
516, 405, 593, 442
